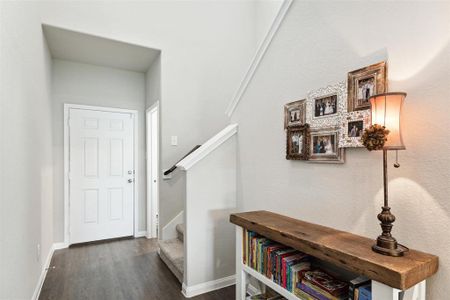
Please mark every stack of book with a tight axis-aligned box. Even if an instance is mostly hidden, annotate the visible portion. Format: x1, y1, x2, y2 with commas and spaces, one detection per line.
244, 230, 311, 292
295, 269, 348, 300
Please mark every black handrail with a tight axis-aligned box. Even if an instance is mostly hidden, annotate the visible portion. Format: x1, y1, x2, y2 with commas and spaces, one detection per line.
163, 145, 202, 176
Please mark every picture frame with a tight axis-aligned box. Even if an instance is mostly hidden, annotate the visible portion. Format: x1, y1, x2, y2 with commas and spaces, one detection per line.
306, 81, 346, 129
308, 128, 345, 164
284, 99, 306, 128
286, 124, 310, 160
339, 110, 371, 148
347, 61, 387, 112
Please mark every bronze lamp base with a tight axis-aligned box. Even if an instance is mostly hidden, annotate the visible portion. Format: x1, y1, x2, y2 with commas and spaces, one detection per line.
372, 242, 408, 257
372, 205, 409, 257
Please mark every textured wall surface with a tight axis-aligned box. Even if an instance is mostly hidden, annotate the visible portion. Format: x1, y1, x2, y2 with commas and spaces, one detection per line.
0, 2, 54, 298
231, 2, 450, 299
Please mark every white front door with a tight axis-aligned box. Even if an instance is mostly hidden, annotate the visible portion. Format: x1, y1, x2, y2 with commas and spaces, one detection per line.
69, 108, 134, 244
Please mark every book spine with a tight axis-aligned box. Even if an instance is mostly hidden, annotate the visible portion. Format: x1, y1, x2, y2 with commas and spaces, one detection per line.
299, 283, 330, 300
294, 288, 319, 300
303, 281, 341, 300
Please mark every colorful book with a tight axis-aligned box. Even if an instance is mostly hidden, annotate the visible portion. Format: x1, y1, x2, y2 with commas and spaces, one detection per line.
276, 250, 298, 284
348, 276, 370, 300
294, 287, 319, 300
298, 282, 348, 300
282, 253, 309, 289
290, 262, 311, 292
264, 244, 284, 278
270, 248, 295, 282
302, 281, 346, 300
358, 284, 371, 300
304, 269, 348, 297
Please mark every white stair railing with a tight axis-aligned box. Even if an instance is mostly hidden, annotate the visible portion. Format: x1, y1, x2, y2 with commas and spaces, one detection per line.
177, 123, 238, 297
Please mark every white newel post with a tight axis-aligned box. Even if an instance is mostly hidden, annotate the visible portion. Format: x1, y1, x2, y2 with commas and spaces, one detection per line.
372, 280, 426, 300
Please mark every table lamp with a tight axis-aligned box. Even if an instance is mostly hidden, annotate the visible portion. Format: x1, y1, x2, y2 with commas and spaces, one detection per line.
366, 92, 409, 257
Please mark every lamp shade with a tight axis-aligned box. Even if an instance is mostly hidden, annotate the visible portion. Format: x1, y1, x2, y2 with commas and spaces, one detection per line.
369, 92, 406, 150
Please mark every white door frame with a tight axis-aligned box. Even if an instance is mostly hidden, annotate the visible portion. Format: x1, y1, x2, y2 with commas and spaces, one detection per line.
146, 102, 159, 239
64, 103, 139, 245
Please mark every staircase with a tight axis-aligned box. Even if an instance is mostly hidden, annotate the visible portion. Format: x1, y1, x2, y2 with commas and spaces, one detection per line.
158, 223, 185, 283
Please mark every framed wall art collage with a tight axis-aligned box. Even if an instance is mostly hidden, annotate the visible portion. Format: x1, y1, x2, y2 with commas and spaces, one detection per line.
285, 61, 387, 163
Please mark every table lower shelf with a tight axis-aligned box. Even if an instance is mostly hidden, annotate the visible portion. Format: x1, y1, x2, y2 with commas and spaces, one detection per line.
242, 264, 302, 300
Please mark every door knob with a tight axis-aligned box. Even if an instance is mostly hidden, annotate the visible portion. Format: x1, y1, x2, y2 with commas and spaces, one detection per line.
128, 179, 134, 183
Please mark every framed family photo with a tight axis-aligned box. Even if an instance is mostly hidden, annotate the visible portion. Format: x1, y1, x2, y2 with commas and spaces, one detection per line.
284, 99, 306, 128
306, 81, 346, 129
339, 110, 371, 148
286, 125, 309, 160
313, 94, 338, 118
308, 128, 344, 163
347, 61, 387, 112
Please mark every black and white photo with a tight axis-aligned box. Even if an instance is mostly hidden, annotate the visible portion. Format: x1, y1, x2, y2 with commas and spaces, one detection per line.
284, 99, 306, 128
314, 95, 337, 117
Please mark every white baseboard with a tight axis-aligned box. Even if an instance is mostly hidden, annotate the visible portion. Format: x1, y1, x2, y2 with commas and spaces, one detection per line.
32, 244, 55, 300
53, 242, 69, 250
182, 275, 236, 298
161, 210, 183, 240
135, 231, 147, 238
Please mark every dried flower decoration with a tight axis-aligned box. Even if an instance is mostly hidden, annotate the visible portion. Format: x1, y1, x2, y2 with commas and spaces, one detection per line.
361, 124, 390, 151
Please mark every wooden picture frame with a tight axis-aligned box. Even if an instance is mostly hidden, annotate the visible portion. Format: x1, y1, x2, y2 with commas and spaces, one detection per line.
347, 61, 387, 112
308, 128, 345, 164
339, 110, 371, 148
286, 124, 310, 160
284, 99, 306, 129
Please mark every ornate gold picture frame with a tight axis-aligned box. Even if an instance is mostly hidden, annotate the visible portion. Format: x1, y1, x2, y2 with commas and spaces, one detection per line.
284, 99, 306, 129
286, 124, 310, 160
347, 61, 387, 112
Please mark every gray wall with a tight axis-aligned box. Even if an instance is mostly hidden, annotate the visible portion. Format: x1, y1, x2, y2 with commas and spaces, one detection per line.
52, 59, 147, 241
231, 2, 450, 299
145, 54, 161, 109
39, 1, 258, 232
0, 2, 54, 298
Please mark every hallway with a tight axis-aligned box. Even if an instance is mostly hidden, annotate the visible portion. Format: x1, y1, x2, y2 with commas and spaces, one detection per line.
39, 238, 234, 300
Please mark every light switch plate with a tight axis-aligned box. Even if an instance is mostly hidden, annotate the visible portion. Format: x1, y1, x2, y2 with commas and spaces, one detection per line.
171, 136, 178, 146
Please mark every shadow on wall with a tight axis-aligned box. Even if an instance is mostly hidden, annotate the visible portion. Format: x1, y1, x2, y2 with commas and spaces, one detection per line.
313, 1, 450, 82
351, 41, 450, 300
210, 208, 237, 280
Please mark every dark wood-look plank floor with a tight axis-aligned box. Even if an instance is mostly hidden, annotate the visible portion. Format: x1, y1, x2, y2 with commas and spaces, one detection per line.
39, 238, 235, 300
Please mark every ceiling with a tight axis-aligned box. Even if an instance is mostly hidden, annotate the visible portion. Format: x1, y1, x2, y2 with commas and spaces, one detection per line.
43, 24, 160, 73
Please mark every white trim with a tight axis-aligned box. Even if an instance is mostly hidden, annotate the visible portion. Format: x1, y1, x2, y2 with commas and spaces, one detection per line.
64, 104, 139, 245
32, 245, 55, 300
146, 102, 160, 239
182, 275, 236, 298
176, 124, 238, 171
161, 210, 184, 240
225, 0, 293, 117
53, 242, 69, 250
135, 231, 148, 238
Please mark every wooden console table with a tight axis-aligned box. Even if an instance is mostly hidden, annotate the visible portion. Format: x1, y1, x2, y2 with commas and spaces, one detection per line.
230, 210, 438, 300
